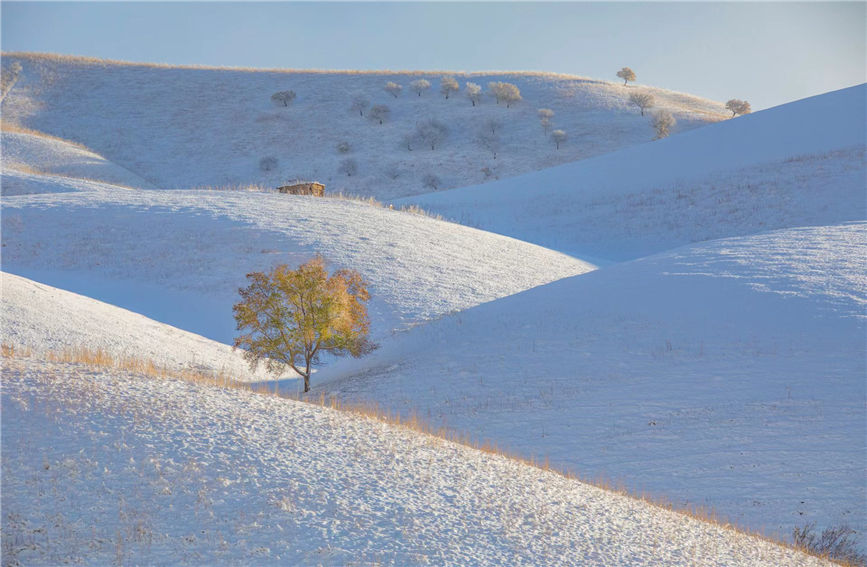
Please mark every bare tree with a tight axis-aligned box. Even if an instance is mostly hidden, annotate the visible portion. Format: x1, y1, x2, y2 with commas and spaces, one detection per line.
484, 118, 502, 135
616, 67, 636, 86
384, 81, 402, 98
488, 81, 522, 107
422, 173, 441, 191
628, 92, 655, 116
271, 90, 296, 107
477, 129, 501, 160
415, 119, 448, 150
725, 99, 752, 117
369, 104, 391, 124
551, 129, 567, 149
410, 79, 431, 97
465, 82, 482, 106
440, 76, 460, 99
259, 156, 279, 172
338, 158, 358, 177
350, 96, 370, 116
538, 108, 554, 134
652, 110, 676, 139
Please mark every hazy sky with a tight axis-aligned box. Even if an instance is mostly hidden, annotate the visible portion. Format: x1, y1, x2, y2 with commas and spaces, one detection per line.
2, 2, 864, 110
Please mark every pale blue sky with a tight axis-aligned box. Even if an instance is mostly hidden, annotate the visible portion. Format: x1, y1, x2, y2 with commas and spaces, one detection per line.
2, 2, 864, 110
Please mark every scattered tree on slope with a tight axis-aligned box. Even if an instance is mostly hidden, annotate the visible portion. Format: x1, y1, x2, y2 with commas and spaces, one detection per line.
369, 104, 391, 125
652, 110, 676, 139
538, 108, 555, 134
489, 82, 522, 107
384, 81, 402, 98
271, 90, 296, 107
410, 79, 431, 97
414, 118, 449, 150
466, 82, 482, 106
629, 92, 655, 116
351, 96, 370, 117
233, 258, 373, 393
551, 129, 567, 149
441, 76, 460, 99
725, 99, 752, 117
617, 67, 636, 85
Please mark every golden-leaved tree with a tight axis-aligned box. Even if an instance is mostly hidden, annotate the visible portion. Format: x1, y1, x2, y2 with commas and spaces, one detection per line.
233, 257, 373, 392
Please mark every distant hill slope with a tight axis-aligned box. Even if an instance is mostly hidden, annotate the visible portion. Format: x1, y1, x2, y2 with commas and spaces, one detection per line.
397, 84, 867, 261
1, 52, 727, 198
320, 222, 867, 546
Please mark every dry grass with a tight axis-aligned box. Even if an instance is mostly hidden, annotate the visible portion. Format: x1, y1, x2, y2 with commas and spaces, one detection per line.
0, 120, 89, 150
325, 191, 445, 221
2, 342, 842, 563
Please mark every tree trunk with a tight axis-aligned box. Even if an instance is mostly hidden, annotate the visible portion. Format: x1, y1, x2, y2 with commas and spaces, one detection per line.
471, 100, 475, 107
303, 360, 311, 392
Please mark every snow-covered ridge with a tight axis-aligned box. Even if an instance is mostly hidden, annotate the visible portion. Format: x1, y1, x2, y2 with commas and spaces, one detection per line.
1, 52, 727, 198
320, 223, 867, 544
398, 84, 867, 260
2, 356, 831, 565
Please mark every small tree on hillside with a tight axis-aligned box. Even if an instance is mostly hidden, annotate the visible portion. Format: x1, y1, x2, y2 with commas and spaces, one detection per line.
410, 79, 431, 97
422, 173, 441, 191
350, 95, 370, 117
538, 108, 555, 134
726, 99, 752, 117
233, 258, 373, 393
415, 118, 449, 150
628, 92, 655, 116
271, 90, 297, 107
484, 118, 502, 135
652, 110, 676, 139
616, 67, 636, 86
489, 81, 522, 107
369, 104, 391, 124
440, 76, 460, 99
384, 81, 403, 98
551, 129, 567, 149
477, 129, 501, 159
466, 82, 482, 106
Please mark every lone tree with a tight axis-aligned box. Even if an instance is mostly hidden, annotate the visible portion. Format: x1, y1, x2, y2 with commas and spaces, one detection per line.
725, 99, 752, 117
465, 82, 482, 106
384, 81, 402, 98
271, 90, 296, 107
350, 95, 370, 117
440, 76, 460, 99
652, 110, 676, 139
233, 258, 373, 393
369, 104, 391, 124
628, 92, 655, 116
538, 108, 555, 134
616, 67, 636, 86
551, 129, 567, 149
410, 79, 431, 97
489, 81, 522, 107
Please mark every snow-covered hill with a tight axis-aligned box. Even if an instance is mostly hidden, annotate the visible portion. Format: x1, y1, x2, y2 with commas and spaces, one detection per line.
320, 222, 867, 543
0, 177, 593, 345
2, 356, 831, 566
397, 84, 867, 260
1, 53, 727, 198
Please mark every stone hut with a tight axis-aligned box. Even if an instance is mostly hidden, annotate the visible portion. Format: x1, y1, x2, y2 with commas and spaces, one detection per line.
277, 181, 325, 196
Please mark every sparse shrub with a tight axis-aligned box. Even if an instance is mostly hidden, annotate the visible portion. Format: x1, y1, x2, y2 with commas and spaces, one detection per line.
271, 90, 296, 107
338, 158, 358, 177
336, 141, 351, 154
488, 81, 522, 107
465, 82, 482, 106
792, 523, 866, 565
350, 95, 369, 117
652, 110, 676, 139
616, 67, 636, 85
440, 76, 460, 99
410, 79, 431, 97
422, 173, 441, 191
628, 92, 655, 116
551, 129, 567, 149
233, 257, 373, 392
415, 118, 448, 150
726, 99, 752, 117
384, 81, 402, 98
369, 104, 390, 125
259, 156, 278, 172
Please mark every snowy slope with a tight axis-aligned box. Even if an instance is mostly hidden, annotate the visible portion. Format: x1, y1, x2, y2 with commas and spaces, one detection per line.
1, 127, 154, 190
2, 356, 831, 566
1, 176, 593, 346
397, 85, 867, 260
1, 53, 727, 198
0, 272, 272, 381
320, 223, 867, 544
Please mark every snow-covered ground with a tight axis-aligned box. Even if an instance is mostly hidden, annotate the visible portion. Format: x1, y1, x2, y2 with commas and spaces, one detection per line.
0, 177, 593, 344
398, 85, 866, 260
320, 223, 867, 544
1, 53, 727, 198
2, 356, 831, 566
